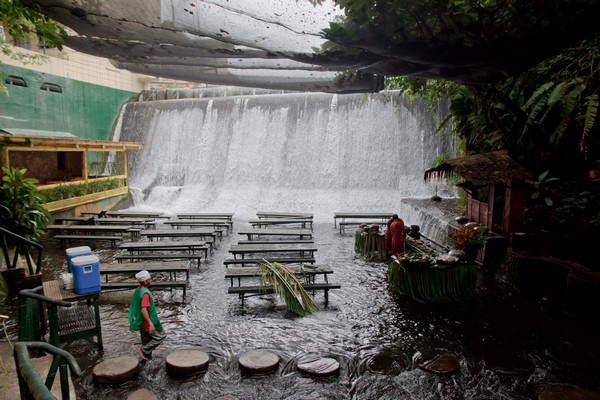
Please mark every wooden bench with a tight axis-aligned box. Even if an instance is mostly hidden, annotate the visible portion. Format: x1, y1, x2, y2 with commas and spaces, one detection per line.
223, 257, 316, 267
101, 281, 188, 297
54, 234, 122, 248
101, 262, 190, 281
115, 254, 202, 268
228, 283, 341, 306
236, 240, 315, 245
225, 265, 332, 286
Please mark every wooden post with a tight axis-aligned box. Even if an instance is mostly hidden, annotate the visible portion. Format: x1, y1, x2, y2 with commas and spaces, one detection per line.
82, 150, 88, 181
121, 151, 128, 177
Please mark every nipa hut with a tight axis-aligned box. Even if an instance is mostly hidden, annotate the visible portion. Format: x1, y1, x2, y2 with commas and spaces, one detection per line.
424, 150, 532, 237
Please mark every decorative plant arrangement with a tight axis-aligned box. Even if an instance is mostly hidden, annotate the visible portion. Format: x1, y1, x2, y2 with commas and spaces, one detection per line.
354, 228, 386, 261
256, 260, 319, 316
448, 224, 486, 250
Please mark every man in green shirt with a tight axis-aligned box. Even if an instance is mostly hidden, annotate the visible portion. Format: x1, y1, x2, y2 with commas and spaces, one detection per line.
128, 270, 166, 361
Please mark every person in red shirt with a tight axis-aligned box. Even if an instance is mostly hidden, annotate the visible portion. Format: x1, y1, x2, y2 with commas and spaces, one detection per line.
128, 270, 166, 361
385, 215, 395, 255
390, 214, 405, 255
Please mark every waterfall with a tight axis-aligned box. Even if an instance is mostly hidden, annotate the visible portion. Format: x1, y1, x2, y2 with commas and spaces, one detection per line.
116, 89, 456, 222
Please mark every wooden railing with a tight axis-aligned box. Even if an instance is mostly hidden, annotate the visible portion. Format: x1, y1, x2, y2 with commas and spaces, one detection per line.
0, 227, 43, 275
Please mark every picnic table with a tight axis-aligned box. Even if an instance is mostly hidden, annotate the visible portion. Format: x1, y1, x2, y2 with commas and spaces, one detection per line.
119, 240, 209, 258
255, 211, 313, 219
248, 218, 313, 230
238, 228, 313, 240
225, 264, 332, 286
101, 262, 190, 282
164, 220, 232, 233
333, 212, 392, 228
48, 224, 139, 240
81, 211, 170, 219
176, 212, 234, 221
229, 243, 317, 259
139, 229, 218, 245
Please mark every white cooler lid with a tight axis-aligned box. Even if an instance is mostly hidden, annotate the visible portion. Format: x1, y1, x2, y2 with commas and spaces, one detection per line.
66, 246, 92, 256
71, 254, 99, 265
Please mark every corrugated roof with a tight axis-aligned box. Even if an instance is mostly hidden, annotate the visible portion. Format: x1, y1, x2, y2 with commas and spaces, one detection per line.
0, 128, 78, 138
424, 150, 533, 187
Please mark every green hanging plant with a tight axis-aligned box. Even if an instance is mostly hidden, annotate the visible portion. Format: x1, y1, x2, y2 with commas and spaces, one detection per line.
257, 260, 319, 316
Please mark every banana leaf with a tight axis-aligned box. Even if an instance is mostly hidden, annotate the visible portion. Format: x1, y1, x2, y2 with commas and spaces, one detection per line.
257, 260, 319, 316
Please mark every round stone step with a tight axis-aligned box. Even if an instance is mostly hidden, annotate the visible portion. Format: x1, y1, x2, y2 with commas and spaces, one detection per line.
417, 352, 460, 375
93, 356, 140, 384
297, 356, 340, 377
126, 388, 157, 400
239, 350, 279, 374
539, 384, 600, 400
166, 350, 210, 377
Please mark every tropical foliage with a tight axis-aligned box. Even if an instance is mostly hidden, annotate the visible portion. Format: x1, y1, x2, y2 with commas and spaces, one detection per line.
354, 230, 386, 261
257, 260, 319, 316
39, 178, 122, 203
0, 167, 50, 240
387, 256, 477, 304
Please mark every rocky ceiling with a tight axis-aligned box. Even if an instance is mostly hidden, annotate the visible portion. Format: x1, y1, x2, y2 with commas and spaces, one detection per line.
26, 0, 600, 93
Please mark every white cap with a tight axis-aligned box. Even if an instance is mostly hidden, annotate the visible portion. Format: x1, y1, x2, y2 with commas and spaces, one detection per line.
135, 270, 151, 282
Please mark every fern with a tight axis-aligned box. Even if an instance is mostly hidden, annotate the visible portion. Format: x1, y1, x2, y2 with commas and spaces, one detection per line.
581, 94, 598, 156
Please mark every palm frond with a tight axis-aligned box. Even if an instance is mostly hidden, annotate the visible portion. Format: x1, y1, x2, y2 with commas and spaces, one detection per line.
257, 260, 319, 316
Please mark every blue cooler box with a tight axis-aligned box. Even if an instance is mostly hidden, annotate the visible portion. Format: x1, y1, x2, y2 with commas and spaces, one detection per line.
71, 254, 101, 294
66, 246, 92, 273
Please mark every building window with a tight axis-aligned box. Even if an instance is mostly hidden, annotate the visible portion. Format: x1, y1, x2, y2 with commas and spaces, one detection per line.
5, 76, 27, 87
57, 152, 66, 170
13, 37, 31, 50
40, 83, 62, 93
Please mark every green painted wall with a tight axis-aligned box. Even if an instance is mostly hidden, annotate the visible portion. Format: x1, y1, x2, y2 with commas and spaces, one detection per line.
0, 64, 138, 140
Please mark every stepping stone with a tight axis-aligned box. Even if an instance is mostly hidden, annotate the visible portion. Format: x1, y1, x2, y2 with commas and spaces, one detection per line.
539, 384, 600, 400
239, 350, 279, 374
166, 350, 210, 377
368, 350, 406, 375
417, 352, 460, 375
93, 356, 140, 384
297, 356, 340, 377
127, 388, 157, 400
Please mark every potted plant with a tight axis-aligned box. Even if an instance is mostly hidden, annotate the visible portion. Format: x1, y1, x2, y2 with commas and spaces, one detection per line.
448, 224, 486, 263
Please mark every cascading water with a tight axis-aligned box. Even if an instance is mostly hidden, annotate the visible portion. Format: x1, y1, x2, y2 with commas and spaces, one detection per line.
117, 89, 456, 223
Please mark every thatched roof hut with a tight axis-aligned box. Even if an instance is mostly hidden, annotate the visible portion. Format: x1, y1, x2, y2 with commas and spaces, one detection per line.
424, 150, 532, 189
424, 150, 532, 237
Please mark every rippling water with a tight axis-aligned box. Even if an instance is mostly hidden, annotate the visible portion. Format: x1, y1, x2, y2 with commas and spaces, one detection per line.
5, 221, 598, 400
